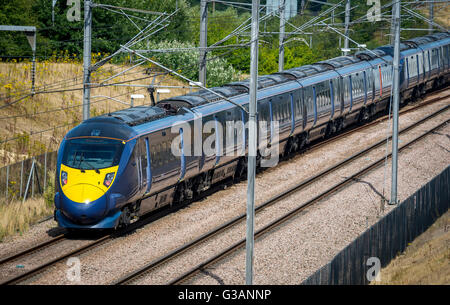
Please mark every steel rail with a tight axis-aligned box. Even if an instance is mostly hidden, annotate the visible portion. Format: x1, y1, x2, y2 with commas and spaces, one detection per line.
0, 202, 180, 285
0, 234, 66, 266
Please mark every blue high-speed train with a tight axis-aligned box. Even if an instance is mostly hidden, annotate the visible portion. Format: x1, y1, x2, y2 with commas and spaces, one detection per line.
54, 33, 450, 229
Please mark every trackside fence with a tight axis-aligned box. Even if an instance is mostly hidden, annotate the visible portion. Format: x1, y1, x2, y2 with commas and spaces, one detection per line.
0, 151, 58, 203
302, 166, 450, 285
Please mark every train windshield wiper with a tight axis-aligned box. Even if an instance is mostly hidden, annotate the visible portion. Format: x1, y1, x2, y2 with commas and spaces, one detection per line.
78, 154, 100, 174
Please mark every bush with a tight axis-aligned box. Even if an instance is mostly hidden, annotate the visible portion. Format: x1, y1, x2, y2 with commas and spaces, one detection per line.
137, 40, 240, 87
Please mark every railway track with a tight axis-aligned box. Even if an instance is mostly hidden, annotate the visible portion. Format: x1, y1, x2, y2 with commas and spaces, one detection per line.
168, 113, 450, 285
1, 88, 448, 285
113, 95, 450, 285
0, 203, 181, 285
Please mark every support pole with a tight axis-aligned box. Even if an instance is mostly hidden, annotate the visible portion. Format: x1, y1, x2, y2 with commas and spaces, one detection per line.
246, 0, 259, 286
343, 0, 350, 55
390, 0, 401, 205
24, 30, 36, 95
278, 0, 286, 72
20, 160, 24, 198
5, 165, 9, 199
44, 152, 47, 193
429, 1, 434, 34
83, 0, 92, 121
390, 3, 396, 45
199, 0, 208, 86
29, 32, 36, 95
22, 158, 35, 204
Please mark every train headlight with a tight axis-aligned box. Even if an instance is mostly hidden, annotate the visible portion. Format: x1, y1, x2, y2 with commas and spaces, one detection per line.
103, 172, 115, 187
61, 171, 68, 186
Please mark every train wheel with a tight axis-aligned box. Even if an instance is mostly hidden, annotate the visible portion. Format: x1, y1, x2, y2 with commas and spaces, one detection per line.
118, 206, 132, 228
234, 157, 247, 182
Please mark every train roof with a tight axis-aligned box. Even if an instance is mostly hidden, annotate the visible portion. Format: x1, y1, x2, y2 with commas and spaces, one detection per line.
315, 56, 360, 69
158, 74, 294, 110
278, 64, 330, 79
375, 43, 411, 56
354, 49, 386, 60
76, 106, 169, 131
66, 115, 137, 140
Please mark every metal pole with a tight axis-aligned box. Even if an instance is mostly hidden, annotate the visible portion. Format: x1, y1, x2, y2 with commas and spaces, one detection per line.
429, 1, 434, 34
22, 159, 35, 204
278, 0, 286, 72
199, 0, 208, 86
390, 3, 396, 45
343, 0, 351, 56
31, 32, 36, 95
20, 160, 24, 198
390, 0, 401, 205
44, 152, 47, 192
246, 0, 259, 286
32, 159, 35, 198
83, 0, 92, 121
5, 165, 9, 199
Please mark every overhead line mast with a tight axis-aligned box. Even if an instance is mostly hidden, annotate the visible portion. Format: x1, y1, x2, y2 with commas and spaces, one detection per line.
246, 0, 260, 286
390, 0, 401, 205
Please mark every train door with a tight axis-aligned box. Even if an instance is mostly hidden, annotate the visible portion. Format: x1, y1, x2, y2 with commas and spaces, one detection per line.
214, 115, 222, 167
348, 75, 353, 112
144, 137, 152, 194
239, 108, 246, 156
363, 71, 368, 105
136, 139, 143, 191
329, 80, 335, 119
289, 92, 295, 136
406, 57, 410, 88
312, 86, 318, 126
303, 86, 314, 130
178, 127, 186, 181
337, 76, 344, 116
138, 138, 149, 192
378, 65, 383, 98
416, 54, 420, 84
369, 67, 375, 103
268, 100, 274, 145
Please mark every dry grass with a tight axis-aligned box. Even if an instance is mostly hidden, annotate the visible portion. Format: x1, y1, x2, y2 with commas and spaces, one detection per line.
372, 210, 450, 285
0, 59, 190, 166
421, 3, 450, 29
0, 196, 53, 242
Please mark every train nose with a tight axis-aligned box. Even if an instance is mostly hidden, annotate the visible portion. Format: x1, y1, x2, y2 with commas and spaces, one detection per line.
64, 184, 105, 204
61, 184, 108, 224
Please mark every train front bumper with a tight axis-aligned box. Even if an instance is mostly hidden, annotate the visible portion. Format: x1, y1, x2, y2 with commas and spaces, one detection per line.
55, 209, 121, 229
54, 191, 125, 229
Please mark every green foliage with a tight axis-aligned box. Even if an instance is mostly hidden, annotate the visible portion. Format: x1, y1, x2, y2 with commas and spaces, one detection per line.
0, 0, 435, 80
1, 0, 192, 59
140, 40, 240, 87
